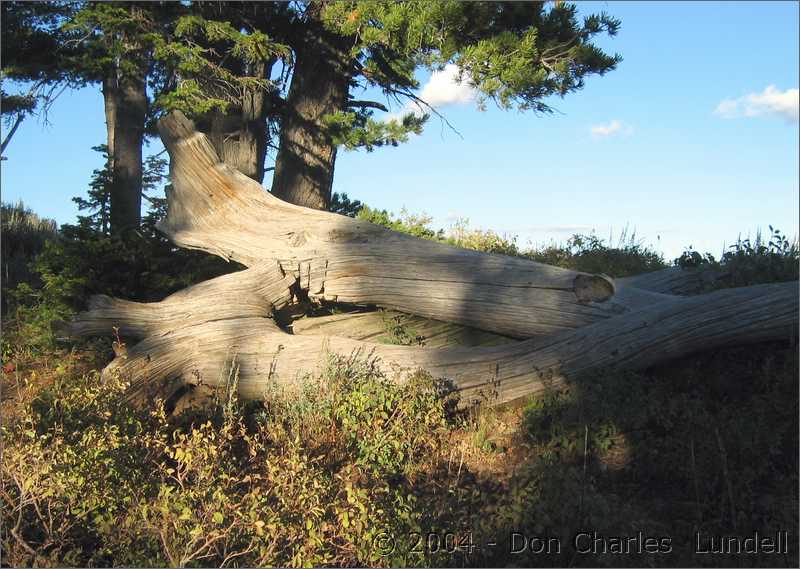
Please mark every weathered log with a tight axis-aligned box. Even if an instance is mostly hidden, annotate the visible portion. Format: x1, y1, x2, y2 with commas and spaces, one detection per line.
75, 267, 797, 407
291, 310, 516, 348
156, 111, 672, 338
63, 262, 295, 340
618, 266, 730, 295
66, 111, 798, 410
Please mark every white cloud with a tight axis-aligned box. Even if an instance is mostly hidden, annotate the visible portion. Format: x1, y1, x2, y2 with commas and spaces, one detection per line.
714, 85, 799, 123
383, 64, 476, 122
419, 64, 476, 108
589, 119, 633, 138
590, 119, 621, 137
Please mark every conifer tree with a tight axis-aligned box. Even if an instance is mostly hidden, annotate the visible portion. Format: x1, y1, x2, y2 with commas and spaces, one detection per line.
3, 1, 622, 221
269, 0, 621, 209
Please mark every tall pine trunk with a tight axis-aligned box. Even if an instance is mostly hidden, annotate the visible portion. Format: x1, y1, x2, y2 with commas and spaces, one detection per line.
101, 74, 118, 235
196, 59, 275, 184
270, 8, 352, 210
108, 63, 147, 235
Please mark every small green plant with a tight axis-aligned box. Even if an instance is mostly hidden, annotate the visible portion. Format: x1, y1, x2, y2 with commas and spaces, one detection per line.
379, 312, 426, 346
675, 226, 799, 290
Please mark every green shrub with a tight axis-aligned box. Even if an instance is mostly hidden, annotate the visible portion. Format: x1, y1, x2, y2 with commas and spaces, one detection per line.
443, 218, 521, 257
1, 201, 58, 305
1, 354, 458, 567
675, 226, 799, 290
524, 230, 667, 277
357, 205, 444, 240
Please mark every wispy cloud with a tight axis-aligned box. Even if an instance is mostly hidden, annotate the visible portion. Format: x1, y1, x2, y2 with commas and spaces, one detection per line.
527, 225, 595, 234
589, 119, 633, 138
714, 85, 799, 123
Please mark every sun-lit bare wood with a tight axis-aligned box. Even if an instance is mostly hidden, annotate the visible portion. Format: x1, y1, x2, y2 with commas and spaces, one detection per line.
155, 111, 676, 339
65, 111, 798, 411
63, 262, 294, 340
127, 282, 798, 407
77, 267, 796, 407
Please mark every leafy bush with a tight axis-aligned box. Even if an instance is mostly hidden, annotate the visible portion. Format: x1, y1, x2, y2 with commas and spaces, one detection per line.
675, 226, 798, 290
443, 219, 521, 257
1, 226, 236, 358
1, 354, 459, 567
524, 229, 667, 277
357, 205, 444, 240
1, 201, 58, 306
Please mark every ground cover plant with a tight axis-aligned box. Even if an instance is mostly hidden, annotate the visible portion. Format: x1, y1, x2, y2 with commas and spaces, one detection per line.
1, 202, 797, 567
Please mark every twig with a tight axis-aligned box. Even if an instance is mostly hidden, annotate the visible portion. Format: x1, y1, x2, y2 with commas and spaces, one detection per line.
713, 426, 737, 529
690, 437, 702, 522
579, 424, 588, 518
386, 86, 464, 139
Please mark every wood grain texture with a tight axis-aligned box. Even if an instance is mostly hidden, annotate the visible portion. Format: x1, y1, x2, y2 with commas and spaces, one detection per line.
618, 266, 730, 295
291, 310, 515, 348
155, 111, 665, 338
92, 277, 797, 408
64, 262, 294, 340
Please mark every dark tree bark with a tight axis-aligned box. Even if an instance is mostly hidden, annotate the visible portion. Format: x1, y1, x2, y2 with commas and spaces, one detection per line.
196, 59, 276, 184
101, 74, 117, 161
107, 61, 147, 235
270, 6, 353, 210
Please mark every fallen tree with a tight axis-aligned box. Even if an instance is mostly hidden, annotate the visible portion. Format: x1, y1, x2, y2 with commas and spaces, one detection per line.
66, 111, 799, 408
68, 262, 797, 407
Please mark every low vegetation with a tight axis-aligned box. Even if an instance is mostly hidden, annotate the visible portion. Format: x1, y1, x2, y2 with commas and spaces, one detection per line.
2, 201, 798, 567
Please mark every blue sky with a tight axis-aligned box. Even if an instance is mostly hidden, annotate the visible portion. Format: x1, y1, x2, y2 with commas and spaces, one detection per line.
2, 1, 798, 259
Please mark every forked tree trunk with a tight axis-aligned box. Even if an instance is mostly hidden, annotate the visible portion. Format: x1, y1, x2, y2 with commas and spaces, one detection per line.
66, 110, 799, 408
196, 59, 276, 184
269, 4, 353, 209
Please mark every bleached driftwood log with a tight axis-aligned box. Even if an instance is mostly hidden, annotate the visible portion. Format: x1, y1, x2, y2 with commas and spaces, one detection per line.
155, 112, 674, 339
69, 265, 797, 407
65, 262, 295, 340
66, 111, 798, 409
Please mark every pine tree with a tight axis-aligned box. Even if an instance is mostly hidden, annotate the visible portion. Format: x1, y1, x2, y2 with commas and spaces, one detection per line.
73, 145, 168, 236
268, 0, 621, 209
4, 1, 623, 222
